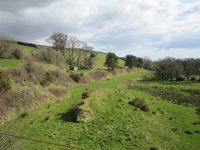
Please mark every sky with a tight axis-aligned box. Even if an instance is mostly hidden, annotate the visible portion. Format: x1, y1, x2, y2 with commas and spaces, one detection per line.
0, 0, 200, 60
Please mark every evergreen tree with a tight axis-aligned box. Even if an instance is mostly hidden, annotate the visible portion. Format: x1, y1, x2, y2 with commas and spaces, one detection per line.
125, 55, 136, 68
105, 52, 118, 70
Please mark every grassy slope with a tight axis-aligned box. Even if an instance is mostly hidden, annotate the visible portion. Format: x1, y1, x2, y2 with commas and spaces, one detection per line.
93, 52, 124, 70
0, 58, 26, 68
0, 45, 34, 69
18, 45, 36, 53
1, 69, 199, 150
0, 44, 124, 70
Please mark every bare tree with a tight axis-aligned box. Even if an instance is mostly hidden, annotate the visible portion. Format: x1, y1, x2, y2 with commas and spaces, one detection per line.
47, 33, 68, 53
48, 33, 94, 67
66, 36, 93, 66
153, 57, 200, 81
66, 36, 80, 65
153, 57, 175, 80
76, 41, 87, 66
143, 57, 152, 70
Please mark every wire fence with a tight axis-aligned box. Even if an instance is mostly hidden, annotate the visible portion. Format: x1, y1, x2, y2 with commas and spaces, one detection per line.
0, 131, 86, 150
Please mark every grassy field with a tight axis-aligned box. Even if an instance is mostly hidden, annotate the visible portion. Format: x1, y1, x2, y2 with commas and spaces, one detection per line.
93, 52, 124, 70
1, 69, 200, 150
0, 58, 26, 68
18, 45, 36, 53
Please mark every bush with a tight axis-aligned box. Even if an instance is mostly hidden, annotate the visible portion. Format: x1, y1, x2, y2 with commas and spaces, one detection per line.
0, 37, 24, 59
82, 92, 90, 99
11, 49, 24, 59
35, 48, 64, 66
5, 67, 27, 83
24, 63, 45, 83
69, 100, 93, 123
40, 72, 53, 86
21, 87, 36, 100
190, 76, 197, 81
70, 73, 81, 83
0, 91, 21, 122
89, 71, 107, 80
176, 76, 185, 81
129, 98, 149, 112
0, 36, 15, 58
0, 71, 11, 92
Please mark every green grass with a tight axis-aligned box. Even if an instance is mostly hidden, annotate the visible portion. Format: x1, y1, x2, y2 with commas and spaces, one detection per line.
18, 45, 36, 53
0, 58, 26, 68
93, 52, 124, 70
1, 69, 200, 150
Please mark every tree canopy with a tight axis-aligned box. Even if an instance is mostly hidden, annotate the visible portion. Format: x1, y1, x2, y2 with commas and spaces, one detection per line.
105, 52, 118, 70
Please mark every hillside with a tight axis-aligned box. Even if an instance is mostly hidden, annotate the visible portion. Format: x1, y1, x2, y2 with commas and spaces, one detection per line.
1, 69, 200, 150
0, 43, 124, 70
0, 42, 200, 150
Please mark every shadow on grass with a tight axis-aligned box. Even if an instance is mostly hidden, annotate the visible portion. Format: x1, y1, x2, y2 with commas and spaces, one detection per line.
56, 108, 76, 123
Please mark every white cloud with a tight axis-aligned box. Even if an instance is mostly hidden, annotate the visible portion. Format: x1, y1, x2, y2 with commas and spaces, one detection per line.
0, 0, 199, 59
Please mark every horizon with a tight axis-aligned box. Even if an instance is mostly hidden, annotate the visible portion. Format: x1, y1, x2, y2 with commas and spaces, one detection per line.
0, 0, 200, 60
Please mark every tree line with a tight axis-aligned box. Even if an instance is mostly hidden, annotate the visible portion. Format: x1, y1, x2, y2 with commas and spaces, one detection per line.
47, 32, 95, 69
0, 33, 96, 70
105, 53, 200, 81
1, 33, 199, 81
153, 57, 200, 81
122, 55, 200, 81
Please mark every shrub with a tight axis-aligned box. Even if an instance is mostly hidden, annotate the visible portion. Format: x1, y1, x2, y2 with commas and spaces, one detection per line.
0, 37, 25, 59
21, 87, 36, 100
35, 48, 64, 66
24, 63, 45, 83
40, 72, 53, 86
76, 109, 93, 123
0, 71, 11, 92
0, 91, 21, 121
71, 100, 93, 123
0, 36, 15, 58
129, 98, 149, 112
82, 92, 90, 99
190, 76, 197, 81
89, 71, 107, 80
5, 67, 27, 83
70, 73, 81, 83
176, 75, 185, 81
11, 49, 24, 59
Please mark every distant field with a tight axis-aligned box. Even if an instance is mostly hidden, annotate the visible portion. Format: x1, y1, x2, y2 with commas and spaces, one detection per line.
18, 45, 36, 53
0, 58, 26, 68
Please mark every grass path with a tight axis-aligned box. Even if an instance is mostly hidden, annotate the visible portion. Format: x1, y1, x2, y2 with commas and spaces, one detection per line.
1, 69, 200, 150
